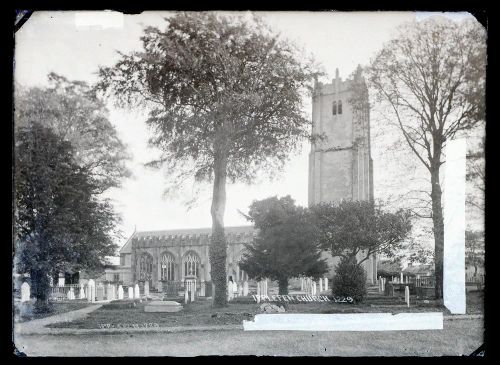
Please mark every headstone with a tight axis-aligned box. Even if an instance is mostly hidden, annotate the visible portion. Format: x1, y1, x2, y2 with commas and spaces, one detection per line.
228, 282, 234, 301
96, 285, 104, 301
238, 282, 243, 296
200, 281, 206, 297
134, 283, 140, 299
184, 289, 189, 304
319, 278, 323, 293
128, 286, 134, 299
312, 281, 317, 296
68, 287, 75, 300
87, 279, 95, 302
58, 275, 65, 287
243, 281, 249, 296
157, 281, 163, 293
405, 285, 410, 307
144, 281, 150, 297
324, 278, 328, 292
233, 281, 238, 296
21, 282, 30, 303
118, 285, 124, 300
400, 272, 403, 283
79, 284, 85, 299
107, 284, 116, 300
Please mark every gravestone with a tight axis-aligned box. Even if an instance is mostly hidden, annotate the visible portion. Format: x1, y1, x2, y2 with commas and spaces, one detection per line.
243, 281, 249, 296
80, 284, 86, 299
96, 285, 104, 301
21, 282, 30, 303
144, 281, 150, 297
118, 285, 124, 300
134, 283, 140, 299
312, 281, 317, 296
128, 286, 134, 299
200, 281, 206, 297
157, 281, 162, 293
107, 284, 116, 300
67, 287, 75, 300
324, 278, 328, 292
405, 286, 410, 307
87, 279, 95, 302
319, 278, 323, 293
184, 289, 189, 304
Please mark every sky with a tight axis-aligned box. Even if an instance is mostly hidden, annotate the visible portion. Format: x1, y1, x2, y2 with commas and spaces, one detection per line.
14, 11, 481, 254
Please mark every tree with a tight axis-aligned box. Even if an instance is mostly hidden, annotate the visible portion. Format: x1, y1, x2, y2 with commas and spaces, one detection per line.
96, 12, 319, 306
14, 122, 119, 310
465, 230, 484, 278
366, 17, 486, 298
311, 200, 412, 266
239, 196, 328, 295
14, 73, 131, 194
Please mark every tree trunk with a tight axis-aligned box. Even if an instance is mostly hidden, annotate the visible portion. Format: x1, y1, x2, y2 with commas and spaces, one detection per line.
278, 278, 289, 295
31, 268, 52, 312
209, 150, 228, 308
430, 167, 444, 299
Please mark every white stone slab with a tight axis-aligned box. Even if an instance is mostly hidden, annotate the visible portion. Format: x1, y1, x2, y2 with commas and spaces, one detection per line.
443, 138, 467, 314
243, 313, 443, 331
144, 301, 182, 313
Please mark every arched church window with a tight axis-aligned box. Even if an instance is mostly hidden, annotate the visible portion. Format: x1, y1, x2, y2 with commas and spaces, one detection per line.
183, 251, 201, 278
332, 101, 337, 115
161, 252, 175, 281
139, 253, 153, 281
338, 100, 343, 114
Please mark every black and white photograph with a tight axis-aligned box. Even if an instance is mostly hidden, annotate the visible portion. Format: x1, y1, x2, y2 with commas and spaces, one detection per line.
12, 10, 486, 357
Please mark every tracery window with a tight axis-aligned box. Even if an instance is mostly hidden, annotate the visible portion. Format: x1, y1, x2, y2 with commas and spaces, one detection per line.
139, 253, 153, 281
183, 251, 201, 278
332, 101, 337, 115
161, 252, 175, 281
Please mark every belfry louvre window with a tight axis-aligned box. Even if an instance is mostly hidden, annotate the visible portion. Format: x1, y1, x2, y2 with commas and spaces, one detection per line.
184, 252, 201, 278
332, 100, 343, 115
161, 253, 175, 281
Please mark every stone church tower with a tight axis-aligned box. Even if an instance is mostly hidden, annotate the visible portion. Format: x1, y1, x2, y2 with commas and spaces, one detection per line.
308, 67, 377, 282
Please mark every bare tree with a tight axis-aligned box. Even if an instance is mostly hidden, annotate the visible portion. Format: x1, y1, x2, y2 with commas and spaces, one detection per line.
366, 17, 486, 298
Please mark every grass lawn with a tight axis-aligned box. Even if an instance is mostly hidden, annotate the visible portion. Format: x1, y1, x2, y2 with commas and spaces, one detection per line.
14, 299, 93, 323
46, 291, 483, 330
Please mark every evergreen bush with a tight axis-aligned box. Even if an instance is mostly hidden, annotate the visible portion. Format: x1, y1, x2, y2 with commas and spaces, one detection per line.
331, 258, 367, 303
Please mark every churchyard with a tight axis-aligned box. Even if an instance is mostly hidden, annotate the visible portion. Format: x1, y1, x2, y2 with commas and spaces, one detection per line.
14, 275, 483, 331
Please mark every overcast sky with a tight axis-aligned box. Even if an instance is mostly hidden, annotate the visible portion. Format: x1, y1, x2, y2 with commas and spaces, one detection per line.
14, 11, 480, 252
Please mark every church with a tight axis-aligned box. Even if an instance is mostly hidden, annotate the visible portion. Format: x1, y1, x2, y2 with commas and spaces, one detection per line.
107, 68, 377, 292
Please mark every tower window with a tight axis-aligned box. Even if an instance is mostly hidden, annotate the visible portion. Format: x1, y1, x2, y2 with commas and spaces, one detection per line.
338, 100, 342, 114
332, 101, 337, 115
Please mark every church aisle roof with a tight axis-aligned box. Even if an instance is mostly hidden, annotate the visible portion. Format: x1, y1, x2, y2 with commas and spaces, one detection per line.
120, 225, 255, 254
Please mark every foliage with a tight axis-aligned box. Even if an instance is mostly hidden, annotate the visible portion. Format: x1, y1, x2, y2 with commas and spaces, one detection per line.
239, 196, 328, 294
15, 73, 131, 194
465, 230, 484, 275
366, 17, 486, 298
311, 200, 412, 264
331, 258, 367, 303
96, 12, 320, 306
14, 122, 119, 305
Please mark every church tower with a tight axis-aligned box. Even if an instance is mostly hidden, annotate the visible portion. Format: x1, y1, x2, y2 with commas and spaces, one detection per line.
308, 67, 377, 282
308, 67, 373, 206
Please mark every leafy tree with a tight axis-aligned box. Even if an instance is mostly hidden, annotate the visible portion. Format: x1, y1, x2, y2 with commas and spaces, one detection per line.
96, 12, 319, 306
14, 73, 131, 194
465, 230, 484, 278
14, 122, 119, 310
311, 200, 412, 266
239, 196, 328, 295
366, 17, 486, 298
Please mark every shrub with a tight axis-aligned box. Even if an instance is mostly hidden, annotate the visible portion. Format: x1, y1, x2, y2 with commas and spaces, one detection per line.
331, 258, 367, 303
